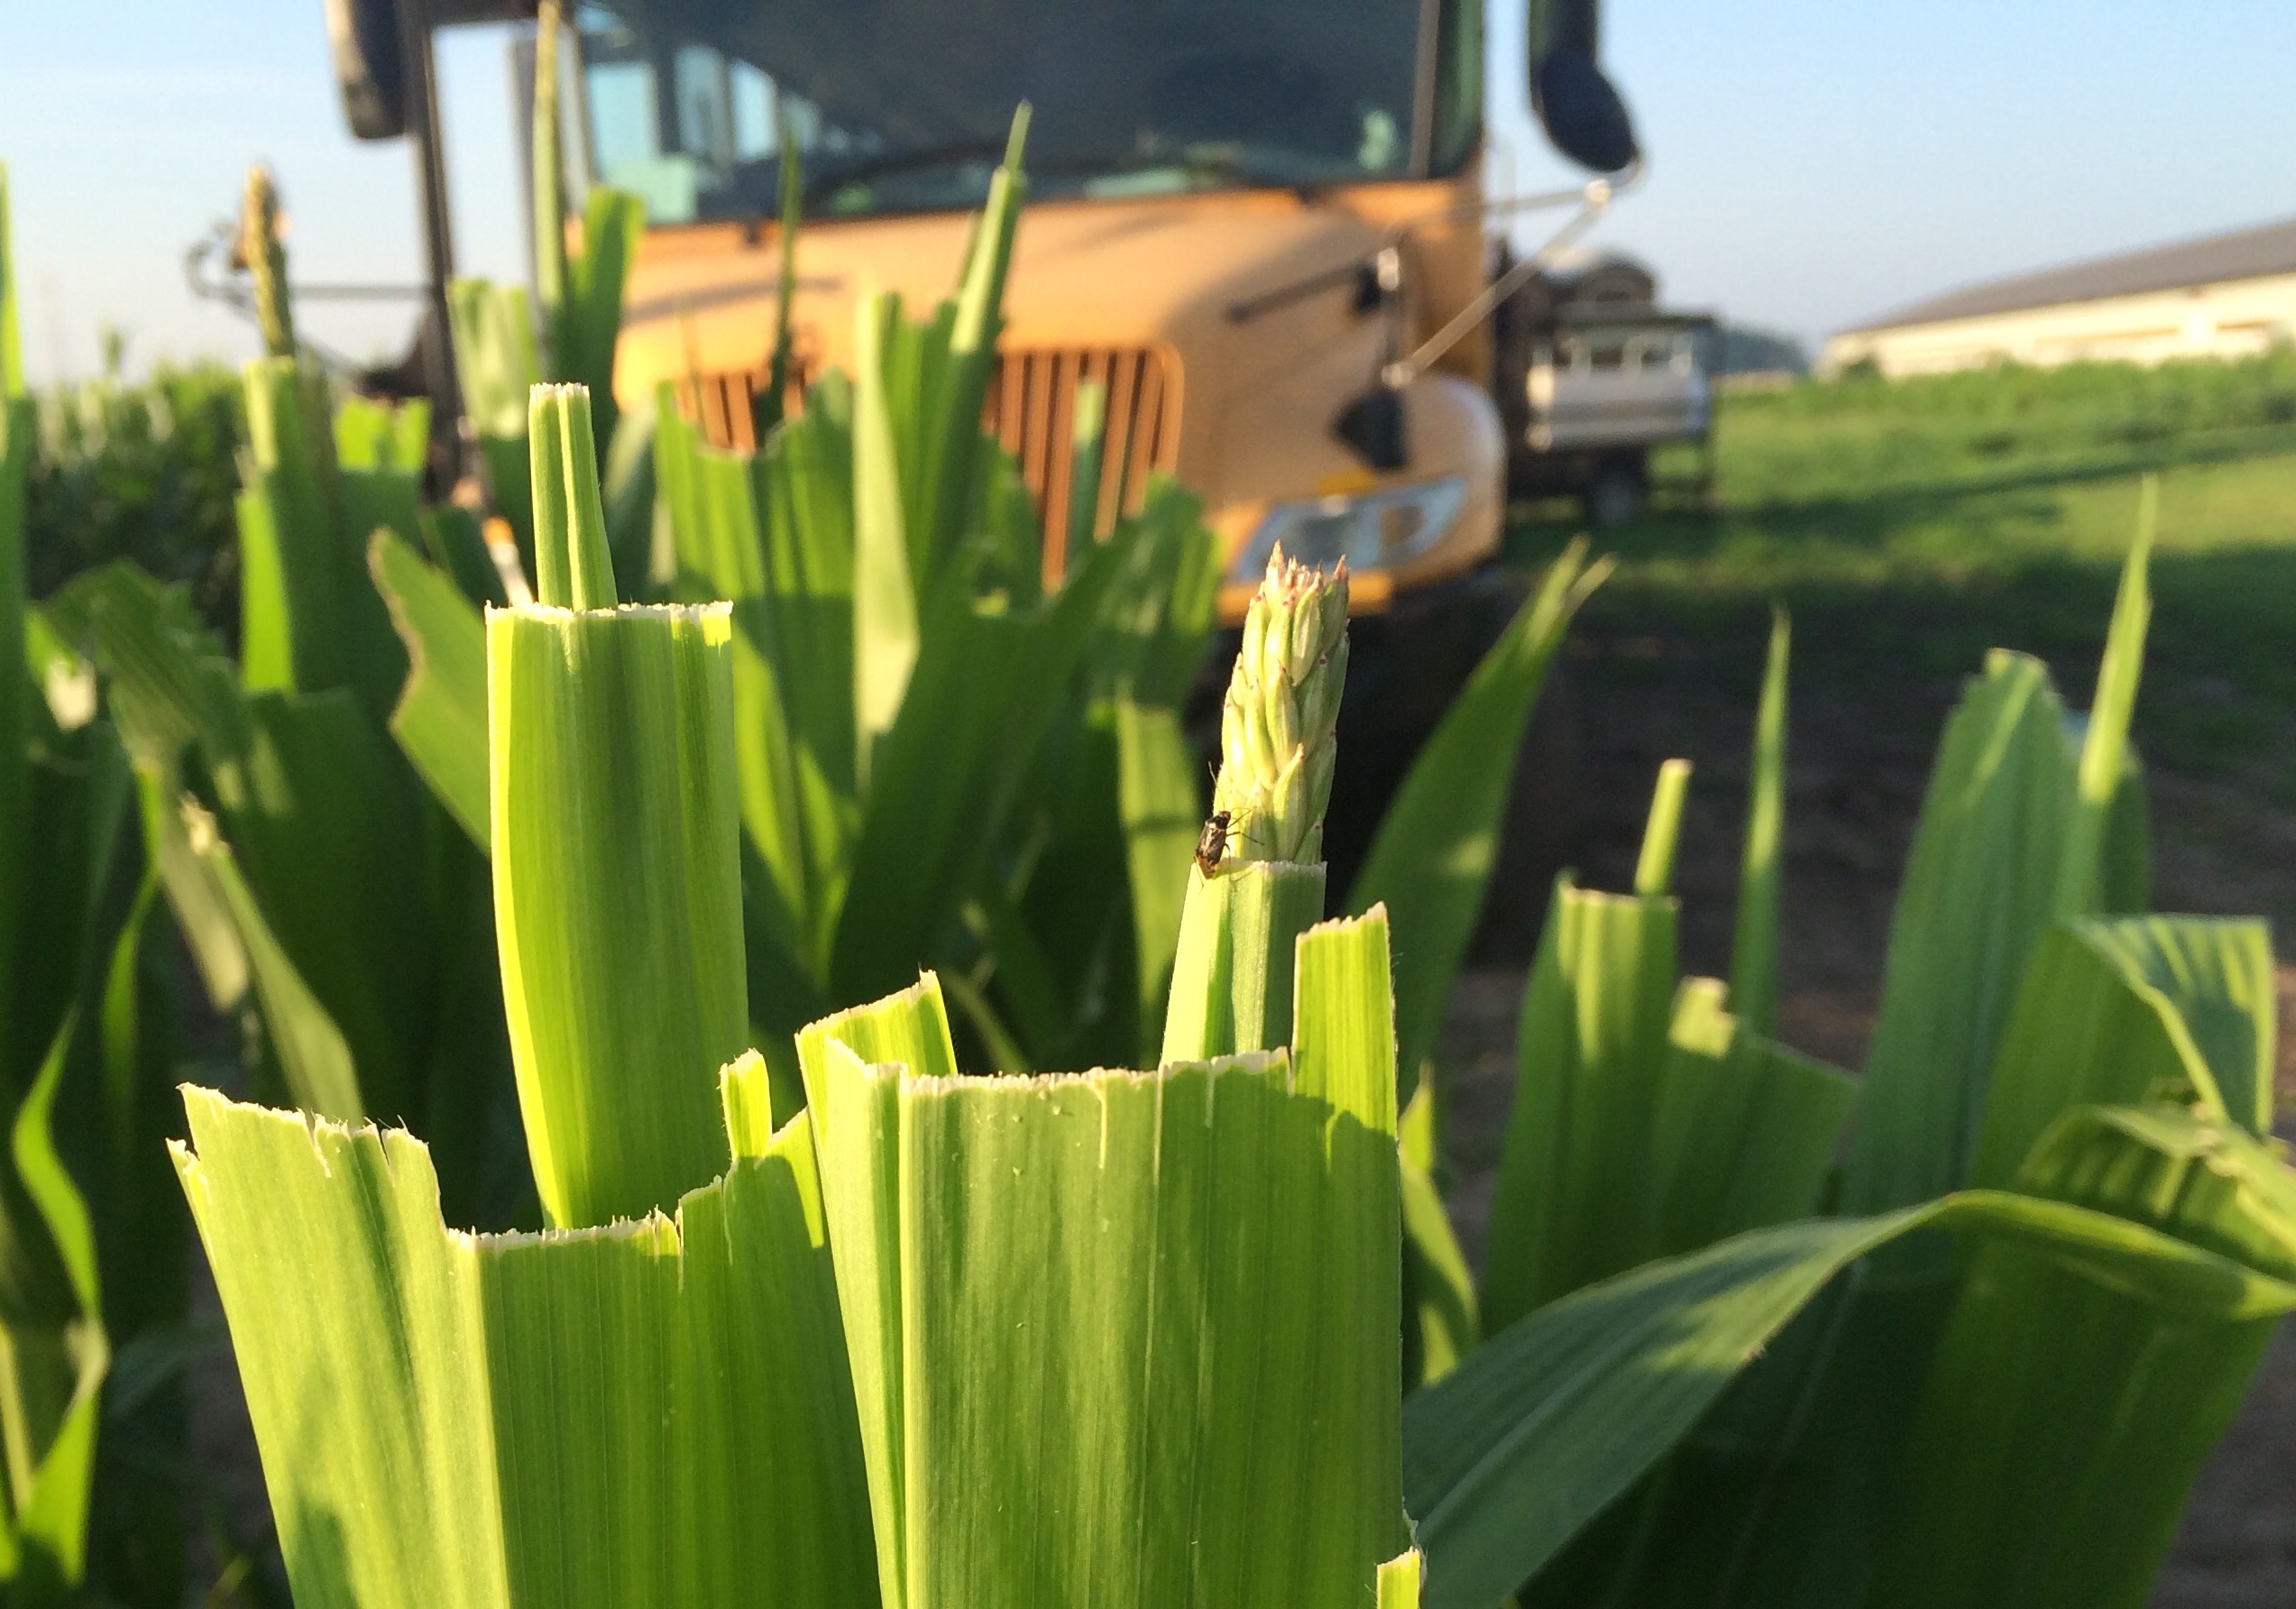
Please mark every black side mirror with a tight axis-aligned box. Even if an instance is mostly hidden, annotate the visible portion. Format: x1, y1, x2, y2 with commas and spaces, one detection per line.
326, 0, 408, 140
1528, 0, 1640, 172
1335, 385, 1409, 473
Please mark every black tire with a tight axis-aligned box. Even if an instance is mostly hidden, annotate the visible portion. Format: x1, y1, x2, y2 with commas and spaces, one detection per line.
1582, 461, 1648, 528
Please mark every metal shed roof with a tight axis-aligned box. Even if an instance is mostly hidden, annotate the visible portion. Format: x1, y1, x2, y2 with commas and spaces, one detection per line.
1840, 216, 2296, 336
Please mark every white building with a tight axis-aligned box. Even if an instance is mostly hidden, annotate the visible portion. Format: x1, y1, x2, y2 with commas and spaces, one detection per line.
1819, 217, 2296, 378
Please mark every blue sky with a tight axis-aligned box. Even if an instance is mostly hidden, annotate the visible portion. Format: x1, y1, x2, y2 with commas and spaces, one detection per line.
4, 1, 2292, 381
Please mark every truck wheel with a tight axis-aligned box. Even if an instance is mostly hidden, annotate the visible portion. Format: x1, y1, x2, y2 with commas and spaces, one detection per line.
1583, 463, 1647, 529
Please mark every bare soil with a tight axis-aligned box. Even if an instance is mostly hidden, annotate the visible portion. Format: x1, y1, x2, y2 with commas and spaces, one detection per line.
1433, 609, 2296, 1607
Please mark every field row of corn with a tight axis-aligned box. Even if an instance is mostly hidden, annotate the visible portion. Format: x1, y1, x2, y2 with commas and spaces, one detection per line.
0, 32, 2291, 1609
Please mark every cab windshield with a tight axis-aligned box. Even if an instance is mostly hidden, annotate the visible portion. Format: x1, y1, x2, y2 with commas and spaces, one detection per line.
574, 0, 1474, 225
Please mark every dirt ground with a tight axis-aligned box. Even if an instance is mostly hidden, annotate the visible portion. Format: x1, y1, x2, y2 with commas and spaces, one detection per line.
1434, 607, 2296, 1608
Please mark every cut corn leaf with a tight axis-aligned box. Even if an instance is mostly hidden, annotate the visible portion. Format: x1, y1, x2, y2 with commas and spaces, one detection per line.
1159, 860, 1328, 1064
174, 1085, 877, 1609
1403, 1183, 2296, 1609
1874, 1102, 2296, 1609
1841, 650, 2076, 1214
489, 600, 744, 1227
1381, 1551, 1426, 1609
1731, 607, 1789, 1036
370, 531, 489, 848
1971, 915, 2273, 1190
797, 952, 1405, 1609
1480, 874, 1677, 1332
1648, 977, 1852, 1259
1347, 542, 1600, 1102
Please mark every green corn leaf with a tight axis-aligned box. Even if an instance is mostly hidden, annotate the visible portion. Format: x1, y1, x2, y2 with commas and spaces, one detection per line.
1401, 1081, 1479, 1391
171, 799, 363, 1120
2053, 480, 2153, 917
830, 551, 1115, 1010
757, 112, 803, 438
1972, 915, 2273, 1190
563, 188, 644, 447
489, 595, 744, 1226
211, 689, 429, 1120
1348, 541, 1603, 1102
529, 0, 571, 380
1646, 977, 1852, 1259
174, 1084, 877, 1609
1731, 607, 1789, 1036
5, 1016, 110, 1597
238, 357, 350, 695
1841, 650, 2076, 1213
850, 292, 918, 775
1874, 1103, 2296, 1609
422, 501, 510, 609
1382, 1551, 1427, 1609
335, 394, 430, 472
1116, 698, 1199, 1064
370, 531, 489, 849
1635, 759, 1694, 896
797, 947, 1404, 1609
1404, 1182, 2296, 1609
1158, 860, 1328, 1063
1480, 873, 1677, 1332
447, 280, 541, 561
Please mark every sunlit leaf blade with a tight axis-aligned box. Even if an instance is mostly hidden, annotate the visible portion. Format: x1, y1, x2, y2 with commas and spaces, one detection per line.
1348, 542, 1601, 1103
799, 956, 1404, 1609
850, 292, 918, 772
1480, 874, 1676, 1333
371, 532, 489, 848
174, 1086, 877, 1609
1875, 1103, 2296, 1609
563, 188, 644, 446
1972, 915, 2273, 1191
1405, 1185, 2296, 1609
1730, 607, 1788, 1036
488, 600, 743, 1227
1841, 650, 2076, 1213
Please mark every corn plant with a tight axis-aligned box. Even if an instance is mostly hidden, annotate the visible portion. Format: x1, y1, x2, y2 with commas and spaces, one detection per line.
1428, 489, 2296, 1609
0, 161, 190, 1608
170, 446, 1810, 1604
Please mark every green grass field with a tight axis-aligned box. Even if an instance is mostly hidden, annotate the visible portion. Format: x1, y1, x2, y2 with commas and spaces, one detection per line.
1508, 352, 2296, 796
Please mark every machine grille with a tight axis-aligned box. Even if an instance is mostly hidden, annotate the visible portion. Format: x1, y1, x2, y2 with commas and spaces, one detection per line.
678, 344, 1181, 583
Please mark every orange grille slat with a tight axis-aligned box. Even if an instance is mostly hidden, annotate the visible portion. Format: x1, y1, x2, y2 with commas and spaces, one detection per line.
684, 344, 1180, 584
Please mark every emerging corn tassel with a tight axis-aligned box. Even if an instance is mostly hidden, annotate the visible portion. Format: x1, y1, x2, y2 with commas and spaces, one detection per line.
1214, 547, 1349, 864
1161, 548, 1350, 1062
491, 383, 747, 1227
241, 166, 294, 361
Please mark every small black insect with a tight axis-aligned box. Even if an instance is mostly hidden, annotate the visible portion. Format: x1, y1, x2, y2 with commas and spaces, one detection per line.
1194, 810, 1234, 877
